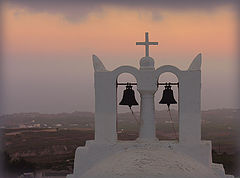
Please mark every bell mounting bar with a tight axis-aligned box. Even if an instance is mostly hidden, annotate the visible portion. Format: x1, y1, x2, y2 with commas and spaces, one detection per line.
116, 82, 179, 86
117, 82, 137, 86
158, 82, 179, 86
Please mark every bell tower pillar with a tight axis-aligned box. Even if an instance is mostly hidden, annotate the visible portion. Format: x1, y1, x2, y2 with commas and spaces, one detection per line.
137, 56, 158, 141
136, 32, 159, 141
138, 90, 156, 140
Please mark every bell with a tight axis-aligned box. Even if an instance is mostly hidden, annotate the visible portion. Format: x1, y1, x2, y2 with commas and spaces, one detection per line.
159, 84, 177, 109
119, 84, 138, 108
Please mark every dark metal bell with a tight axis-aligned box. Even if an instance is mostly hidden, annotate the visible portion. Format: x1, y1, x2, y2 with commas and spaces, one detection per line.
119, 84, 138, 108
159, 84, 177, 108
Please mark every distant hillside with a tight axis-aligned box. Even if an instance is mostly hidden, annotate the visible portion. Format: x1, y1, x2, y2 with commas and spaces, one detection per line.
0, 111, 94, 129
1, 108, 239, 176
0, 109, 239, 131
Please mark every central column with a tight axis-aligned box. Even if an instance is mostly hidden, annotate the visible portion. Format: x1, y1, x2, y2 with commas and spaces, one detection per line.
139, 91, 156, 140
136, 32, 158, 141
137, 55, 157, 141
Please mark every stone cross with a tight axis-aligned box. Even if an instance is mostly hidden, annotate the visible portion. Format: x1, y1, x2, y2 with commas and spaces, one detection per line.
136, 32, 158, 57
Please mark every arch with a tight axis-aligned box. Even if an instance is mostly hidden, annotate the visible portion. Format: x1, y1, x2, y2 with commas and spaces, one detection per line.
157, 71, 179, 102
156, 72, 179, 141
112, 66, 140, 83
155, 65, 182, 80
115, 71, 140, 141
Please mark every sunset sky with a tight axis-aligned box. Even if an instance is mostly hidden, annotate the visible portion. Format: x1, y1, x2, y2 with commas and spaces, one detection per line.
1, 1, 239, 114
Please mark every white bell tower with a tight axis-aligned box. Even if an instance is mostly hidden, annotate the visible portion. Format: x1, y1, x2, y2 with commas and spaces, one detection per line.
93, 32, 202, 145
67, 32, 233, 178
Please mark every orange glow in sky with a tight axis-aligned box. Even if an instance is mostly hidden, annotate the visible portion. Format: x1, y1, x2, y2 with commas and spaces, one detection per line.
1, 4, 239, 113
3, 6, 237, 58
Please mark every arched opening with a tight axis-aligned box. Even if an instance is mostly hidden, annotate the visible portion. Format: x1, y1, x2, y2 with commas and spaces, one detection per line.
116, 73, 140, 141
155, 72, 179, 141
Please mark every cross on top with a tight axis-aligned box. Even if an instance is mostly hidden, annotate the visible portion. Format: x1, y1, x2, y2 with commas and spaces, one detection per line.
136, 32, 158, 57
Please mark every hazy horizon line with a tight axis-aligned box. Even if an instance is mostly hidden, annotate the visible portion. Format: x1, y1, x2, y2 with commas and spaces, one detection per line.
1, 107, 239, 116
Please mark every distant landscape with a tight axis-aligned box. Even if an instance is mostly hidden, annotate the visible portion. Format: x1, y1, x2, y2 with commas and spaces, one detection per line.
0, 109, 239, 177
